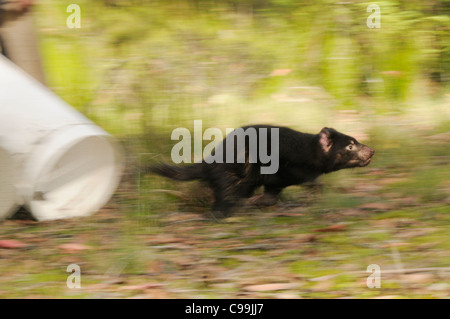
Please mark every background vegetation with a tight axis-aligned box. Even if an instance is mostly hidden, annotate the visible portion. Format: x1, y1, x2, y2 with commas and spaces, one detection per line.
0, 0, 448, 298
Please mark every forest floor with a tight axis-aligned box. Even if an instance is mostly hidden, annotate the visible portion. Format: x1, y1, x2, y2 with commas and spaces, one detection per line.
0, 128, 449, 299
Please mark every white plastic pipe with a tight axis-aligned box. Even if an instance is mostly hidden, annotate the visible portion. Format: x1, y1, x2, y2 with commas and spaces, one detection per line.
0, 55, 124, 221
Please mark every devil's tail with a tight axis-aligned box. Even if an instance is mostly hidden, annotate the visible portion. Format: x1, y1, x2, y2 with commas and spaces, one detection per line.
145, 163, 203, 181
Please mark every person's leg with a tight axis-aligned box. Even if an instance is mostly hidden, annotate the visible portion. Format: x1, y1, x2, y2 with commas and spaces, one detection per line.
0, 8, 46, 84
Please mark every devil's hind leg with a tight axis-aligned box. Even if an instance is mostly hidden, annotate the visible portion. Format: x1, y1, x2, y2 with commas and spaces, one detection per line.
209, 175, 256, 219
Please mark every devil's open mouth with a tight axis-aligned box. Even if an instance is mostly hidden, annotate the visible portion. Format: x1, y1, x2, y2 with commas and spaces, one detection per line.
360, 157, 372, 166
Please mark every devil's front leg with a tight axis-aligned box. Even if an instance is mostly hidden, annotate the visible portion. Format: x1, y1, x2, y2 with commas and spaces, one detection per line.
247, 185, 283, 208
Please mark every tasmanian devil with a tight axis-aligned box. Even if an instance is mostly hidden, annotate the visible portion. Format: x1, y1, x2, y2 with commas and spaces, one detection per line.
150, 125, 374, 218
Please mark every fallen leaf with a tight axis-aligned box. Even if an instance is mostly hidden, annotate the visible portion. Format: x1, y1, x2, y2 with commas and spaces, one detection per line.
377, 177, 409, 186
243, 283, 300, 292
270, 69, 292, 76
273, 212, 305, 217
147, 260, 163, 274
397, 196, 420, 207
427, 283, 450, 291
228, 243, 274, 251
0, 239, 27, 249
358, 202, 393, 211
380, 70, 402, 76
275, 293, 301, 299
396, 228, 437, 239
313, 224, 347, 232
58, 243, 92, 252
367, 169, 387, 176
151, 235, 183, 244
428, 132, 450, 142
354, 183, 383, 192
381, 242, 410, 248
148, 243, 191, 250
83, 283, 110, 291
118, 283, 165, 291
309, 274, 339, 282
401, 273, 435, 284
293, 234, 317, 243
416, 242, 439, 250
311, 280, 333, 292
339, 208, 364, 216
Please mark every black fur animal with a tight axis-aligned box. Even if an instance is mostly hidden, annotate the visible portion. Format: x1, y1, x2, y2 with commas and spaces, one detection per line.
150, 125, 374, 218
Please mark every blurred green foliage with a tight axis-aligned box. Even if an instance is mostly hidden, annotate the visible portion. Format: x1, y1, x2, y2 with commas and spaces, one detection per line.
36, 0, 449, 136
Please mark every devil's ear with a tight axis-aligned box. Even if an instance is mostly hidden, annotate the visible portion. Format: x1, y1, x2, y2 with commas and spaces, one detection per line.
319, 127, 333, 153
